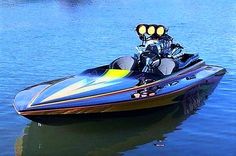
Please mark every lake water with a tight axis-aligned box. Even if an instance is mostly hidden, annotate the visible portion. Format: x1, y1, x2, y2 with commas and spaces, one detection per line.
0, 0, 236, 155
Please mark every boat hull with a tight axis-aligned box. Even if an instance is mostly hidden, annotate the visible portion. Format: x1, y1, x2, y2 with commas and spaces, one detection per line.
13, 63, 226, 122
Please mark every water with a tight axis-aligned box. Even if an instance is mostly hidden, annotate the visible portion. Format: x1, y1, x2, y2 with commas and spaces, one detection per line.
0, 0, 236, 155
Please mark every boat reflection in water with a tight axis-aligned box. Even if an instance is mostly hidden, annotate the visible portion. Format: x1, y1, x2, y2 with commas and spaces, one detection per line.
15, 81, 220, 156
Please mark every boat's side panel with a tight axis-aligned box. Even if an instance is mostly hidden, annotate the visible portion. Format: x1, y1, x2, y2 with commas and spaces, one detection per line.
19, 88, 185, 115
18, 65, 225, 116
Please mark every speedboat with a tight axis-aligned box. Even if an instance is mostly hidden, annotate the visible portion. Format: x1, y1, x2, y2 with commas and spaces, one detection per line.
13, 24, 226, 123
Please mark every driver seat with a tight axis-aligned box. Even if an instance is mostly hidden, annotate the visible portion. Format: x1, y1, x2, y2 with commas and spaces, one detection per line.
156, 58, 176, 75
109, 56, 138, 71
